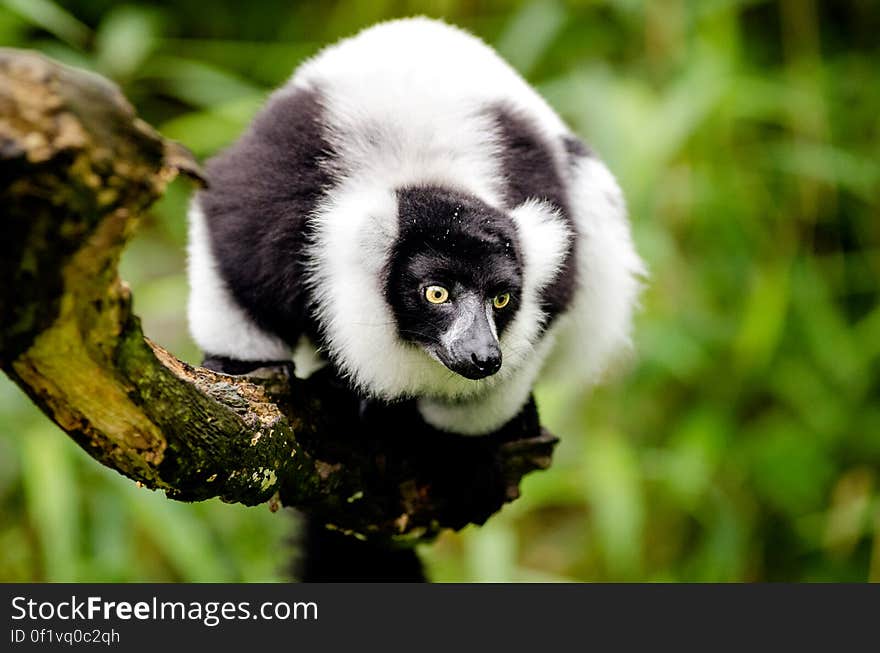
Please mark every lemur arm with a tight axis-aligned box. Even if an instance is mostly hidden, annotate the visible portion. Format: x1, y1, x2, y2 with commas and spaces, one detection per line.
201, 354, 295, 377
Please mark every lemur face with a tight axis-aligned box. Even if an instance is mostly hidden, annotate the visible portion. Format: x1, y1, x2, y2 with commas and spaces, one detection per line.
387, 186, 522, 380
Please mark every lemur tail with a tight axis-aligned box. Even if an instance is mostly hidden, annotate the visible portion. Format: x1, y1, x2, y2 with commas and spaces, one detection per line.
294, 513, 426, 582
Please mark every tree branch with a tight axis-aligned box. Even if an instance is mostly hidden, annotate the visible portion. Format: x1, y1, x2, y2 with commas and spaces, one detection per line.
0, 49, 557, 544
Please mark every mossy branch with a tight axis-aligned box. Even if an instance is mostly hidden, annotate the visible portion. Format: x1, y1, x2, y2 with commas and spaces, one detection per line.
0, 49, 557, 544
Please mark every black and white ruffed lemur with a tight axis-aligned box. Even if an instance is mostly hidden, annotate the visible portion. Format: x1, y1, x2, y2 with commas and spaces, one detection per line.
187, 17, 645, 581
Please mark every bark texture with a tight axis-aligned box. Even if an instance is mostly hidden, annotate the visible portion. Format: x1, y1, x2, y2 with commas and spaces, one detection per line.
0, 49, 557, 545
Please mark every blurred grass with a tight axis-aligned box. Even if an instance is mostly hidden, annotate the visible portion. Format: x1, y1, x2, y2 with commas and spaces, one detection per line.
1, 0, 878, 582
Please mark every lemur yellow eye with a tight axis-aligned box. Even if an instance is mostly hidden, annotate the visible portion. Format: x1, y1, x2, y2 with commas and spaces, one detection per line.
425, 286, 449, 304
493, 293, 511, 309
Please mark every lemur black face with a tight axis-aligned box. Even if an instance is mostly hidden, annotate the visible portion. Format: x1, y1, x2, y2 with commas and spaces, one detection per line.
387, 186, 522, 380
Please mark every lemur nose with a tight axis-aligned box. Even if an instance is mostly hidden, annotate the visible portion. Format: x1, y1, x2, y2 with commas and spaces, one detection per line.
471, 351, 502, 375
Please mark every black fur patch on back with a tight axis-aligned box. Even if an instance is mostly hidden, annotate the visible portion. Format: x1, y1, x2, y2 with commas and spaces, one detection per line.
489, 104, 577, 322
199, 86, 335, 348
562, 134, 594, 165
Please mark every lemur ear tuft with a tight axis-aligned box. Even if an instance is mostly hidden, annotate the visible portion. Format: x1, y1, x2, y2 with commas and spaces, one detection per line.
508, 199, 571, 293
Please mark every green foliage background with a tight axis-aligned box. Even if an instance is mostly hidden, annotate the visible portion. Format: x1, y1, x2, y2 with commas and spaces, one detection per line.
1, 0, 878, 582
